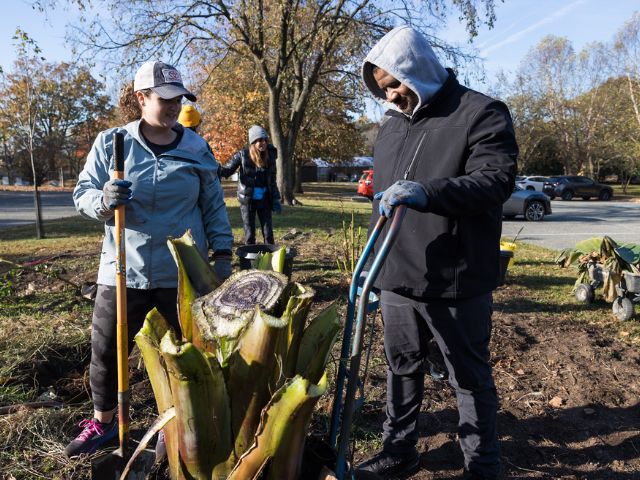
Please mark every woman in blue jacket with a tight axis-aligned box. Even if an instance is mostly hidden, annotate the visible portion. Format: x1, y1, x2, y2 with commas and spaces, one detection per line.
219, 125, 282, 244
65, 61, 233, 457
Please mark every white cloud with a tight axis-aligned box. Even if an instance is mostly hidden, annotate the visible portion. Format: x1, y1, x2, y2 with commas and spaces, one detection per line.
480, 0, 587, 56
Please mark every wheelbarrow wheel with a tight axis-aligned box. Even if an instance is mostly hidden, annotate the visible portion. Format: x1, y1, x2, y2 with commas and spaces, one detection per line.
575, 283, 594, 304
612, 297, 634, 321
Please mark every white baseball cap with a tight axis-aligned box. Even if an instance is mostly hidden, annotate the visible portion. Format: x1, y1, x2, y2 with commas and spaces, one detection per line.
133, 61, 196, 101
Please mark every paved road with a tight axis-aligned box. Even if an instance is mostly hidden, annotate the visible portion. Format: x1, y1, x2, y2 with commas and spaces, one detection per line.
501, 200, 640, 250
0, 190, 78, 229
1, 191, 638, 251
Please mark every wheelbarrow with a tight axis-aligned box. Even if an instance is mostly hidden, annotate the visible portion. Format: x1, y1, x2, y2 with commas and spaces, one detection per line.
574, 261, 606, 304
322, 205, 407, 480
612, 271, 640, 321
573, 261, 639, 321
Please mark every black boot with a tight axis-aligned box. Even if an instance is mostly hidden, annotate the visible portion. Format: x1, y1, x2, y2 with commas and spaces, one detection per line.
356, 449, 420, 479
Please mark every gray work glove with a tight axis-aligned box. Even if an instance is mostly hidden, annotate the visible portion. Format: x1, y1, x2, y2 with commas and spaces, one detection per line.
102, 179, 132, 210
374, 180, 428, 218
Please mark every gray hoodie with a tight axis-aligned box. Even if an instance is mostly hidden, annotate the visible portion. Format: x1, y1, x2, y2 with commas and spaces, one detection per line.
362, 26, 449, 115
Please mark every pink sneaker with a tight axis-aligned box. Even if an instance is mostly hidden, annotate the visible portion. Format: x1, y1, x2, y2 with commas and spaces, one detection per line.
64, 417, 118, 457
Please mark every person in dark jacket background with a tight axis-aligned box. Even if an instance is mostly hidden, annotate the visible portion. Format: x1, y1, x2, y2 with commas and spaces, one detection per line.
219, 125, 282, 244
356, 27, 518, 480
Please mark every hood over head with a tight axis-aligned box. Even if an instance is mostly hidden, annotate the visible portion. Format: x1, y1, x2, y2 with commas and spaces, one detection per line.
362, 26, 448, 115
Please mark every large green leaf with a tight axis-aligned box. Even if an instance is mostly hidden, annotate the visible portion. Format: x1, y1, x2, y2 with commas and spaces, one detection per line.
227, 306, 289, 458
167, 230, 220, 297
295, 303, 340, 384
279, 283, 315, 381
227, 374, 328, 480
616, 243, 640, 266
572, 237, 606, 255
160, 331, 218, 479
134, 310, 180, 478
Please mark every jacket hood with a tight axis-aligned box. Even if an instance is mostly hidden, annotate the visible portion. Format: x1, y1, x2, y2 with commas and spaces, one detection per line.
362, 25, 448, 115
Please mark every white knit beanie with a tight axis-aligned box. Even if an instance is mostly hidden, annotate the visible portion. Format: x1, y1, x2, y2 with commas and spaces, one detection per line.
248, 125, 268, 144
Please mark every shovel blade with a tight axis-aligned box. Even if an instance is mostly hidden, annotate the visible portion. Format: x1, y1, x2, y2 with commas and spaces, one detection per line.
91, 447, 155, 480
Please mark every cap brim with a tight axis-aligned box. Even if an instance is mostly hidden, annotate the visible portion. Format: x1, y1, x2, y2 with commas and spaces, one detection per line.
152, 84, 197, 102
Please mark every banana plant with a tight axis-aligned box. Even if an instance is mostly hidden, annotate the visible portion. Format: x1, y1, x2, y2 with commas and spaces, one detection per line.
555, 236, 640, 301
132, 231, 340, 480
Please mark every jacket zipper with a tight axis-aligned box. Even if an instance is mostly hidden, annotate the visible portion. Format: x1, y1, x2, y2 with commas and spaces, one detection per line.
392, 124, 411, 181
403, 132, 427, 180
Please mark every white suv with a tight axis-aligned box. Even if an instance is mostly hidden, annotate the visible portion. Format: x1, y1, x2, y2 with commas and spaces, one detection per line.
516, 176, 551, 193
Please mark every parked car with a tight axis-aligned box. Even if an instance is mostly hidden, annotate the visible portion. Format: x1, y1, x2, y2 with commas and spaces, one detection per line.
357, 169, 374, 199
543, 175, 613, 201
516, 175, 553, 193
503, 185, 552, 221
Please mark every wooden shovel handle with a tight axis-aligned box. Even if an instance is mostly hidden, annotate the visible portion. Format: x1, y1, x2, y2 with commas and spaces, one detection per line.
112, 131, 129, 453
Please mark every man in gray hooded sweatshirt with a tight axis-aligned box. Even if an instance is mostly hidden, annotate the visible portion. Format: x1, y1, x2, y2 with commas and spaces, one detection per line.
357, 26, 518, 480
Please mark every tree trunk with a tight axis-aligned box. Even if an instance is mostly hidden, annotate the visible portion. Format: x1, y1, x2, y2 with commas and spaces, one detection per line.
29, 140, 44, 239
268, 90, 298, 205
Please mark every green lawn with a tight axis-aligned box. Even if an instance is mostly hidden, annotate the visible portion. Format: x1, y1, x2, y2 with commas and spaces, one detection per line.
612, 183, 640, 200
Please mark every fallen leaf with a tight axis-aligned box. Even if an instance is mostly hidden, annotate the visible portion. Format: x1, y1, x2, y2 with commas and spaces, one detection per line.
516, 369, 525, 375
548, 396, 564, 408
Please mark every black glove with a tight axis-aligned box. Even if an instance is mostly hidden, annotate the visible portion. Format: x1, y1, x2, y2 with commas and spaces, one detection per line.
212, 250, 233, 282
102, 179, 132, 210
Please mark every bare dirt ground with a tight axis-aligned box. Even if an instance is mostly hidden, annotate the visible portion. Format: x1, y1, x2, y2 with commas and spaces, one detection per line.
347, 288, 640, 480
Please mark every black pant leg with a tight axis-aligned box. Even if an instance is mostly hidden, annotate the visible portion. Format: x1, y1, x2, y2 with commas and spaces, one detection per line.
256, 207, 274, 244
90, 286, 153, 411
89, 286, 180, 412
151, 288, 180, 335
380, 290, 430, 454
418, 293, 500, 479
240, 203, 256, 244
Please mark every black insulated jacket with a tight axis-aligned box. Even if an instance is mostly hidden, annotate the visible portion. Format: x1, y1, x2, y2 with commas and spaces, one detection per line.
219, 145, 281, 207
370, 72, 518, 299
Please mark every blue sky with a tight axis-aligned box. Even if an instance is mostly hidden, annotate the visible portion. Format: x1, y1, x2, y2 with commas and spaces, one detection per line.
1, 1, 74, 67
442, 0, 639, 86
1, 0, 638, 92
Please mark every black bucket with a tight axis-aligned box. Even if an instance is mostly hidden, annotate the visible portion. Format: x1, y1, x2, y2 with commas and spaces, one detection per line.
299, 435, 337, 479
497, 250, 513, 287
236, 244, 296, 278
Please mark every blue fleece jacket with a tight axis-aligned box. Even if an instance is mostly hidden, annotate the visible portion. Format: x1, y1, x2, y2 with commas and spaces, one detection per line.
73, 121, 233, 289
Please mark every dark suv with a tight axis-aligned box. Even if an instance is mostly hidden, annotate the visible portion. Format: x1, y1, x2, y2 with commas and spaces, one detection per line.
543, 175, 613, 201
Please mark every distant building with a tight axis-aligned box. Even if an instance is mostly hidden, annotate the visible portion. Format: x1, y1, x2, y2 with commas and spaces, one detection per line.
300, 157, 373, 182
